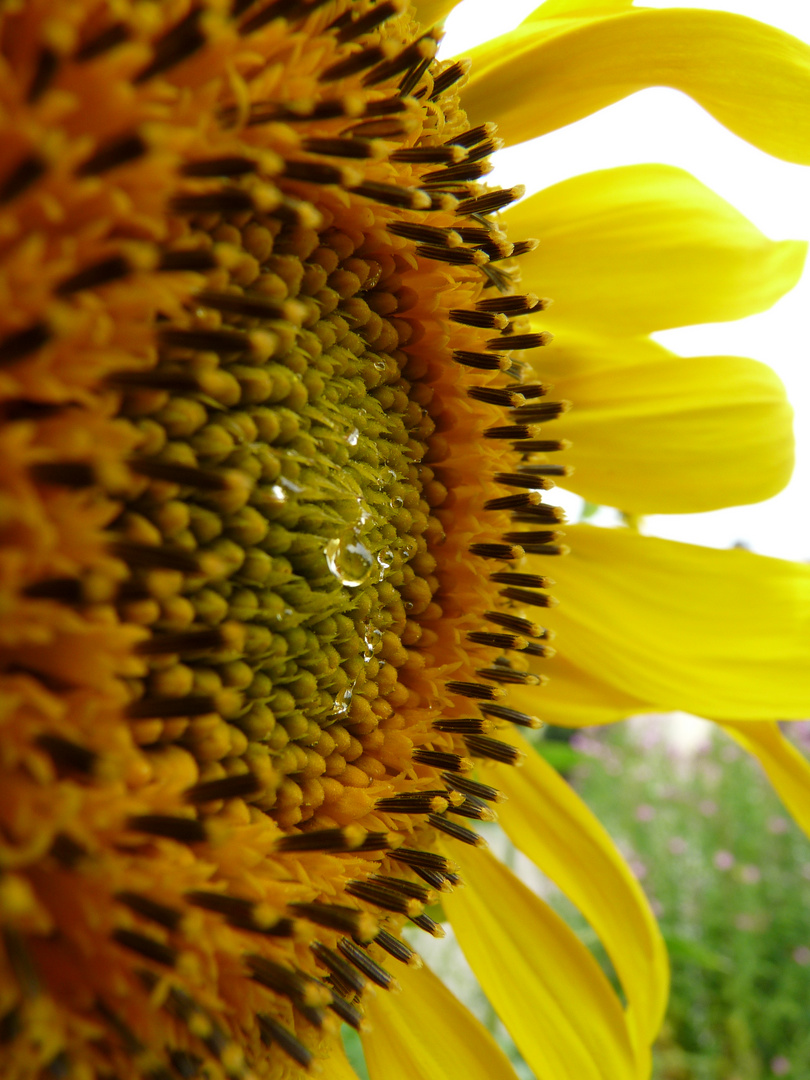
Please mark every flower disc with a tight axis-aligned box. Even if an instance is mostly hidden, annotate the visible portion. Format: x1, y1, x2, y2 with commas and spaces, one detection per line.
0, 1, 564, 1075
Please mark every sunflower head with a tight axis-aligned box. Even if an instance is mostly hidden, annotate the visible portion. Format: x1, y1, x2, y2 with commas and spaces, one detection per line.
0, 1, 565, 1075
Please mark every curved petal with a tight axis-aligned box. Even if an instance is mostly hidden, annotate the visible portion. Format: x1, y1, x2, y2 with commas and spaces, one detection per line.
510, 652, 649, 728
719, 721, 810, 843
445, 845, 637, 1080
525, 525, 810, 722
523, 326, 652, 385
545, 338, 795, 513
461, 7, 810, 163
495, 729, 669, 1057
362, 958, 521, 1080
505, 165, 806, 335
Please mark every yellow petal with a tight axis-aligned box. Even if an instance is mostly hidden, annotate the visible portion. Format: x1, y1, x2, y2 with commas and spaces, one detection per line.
544, 335, 794, 513
510, 652, 648, 728
506, 165, 806, 335
719, 721, 810, 842
445, 845, 637, 1080
528, 525, 810, 722
530, 0, 634, 15
319, 1043, 364, 1080
412, 0, 459, 27
462, 7, 810, 163
495, 729, 668, 1057
362, 958, 521, 1080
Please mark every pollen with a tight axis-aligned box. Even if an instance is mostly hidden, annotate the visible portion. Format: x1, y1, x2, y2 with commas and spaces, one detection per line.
0, 0, 568, 1075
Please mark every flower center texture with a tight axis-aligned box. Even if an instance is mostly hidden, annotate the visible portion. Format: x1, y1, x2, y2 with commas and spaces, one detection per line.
0, 1, 569, 1075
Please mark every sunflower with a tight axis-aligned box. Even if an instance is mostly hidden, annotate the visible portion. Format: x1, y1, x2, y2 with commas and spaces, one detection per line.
1, 1, 809, 1079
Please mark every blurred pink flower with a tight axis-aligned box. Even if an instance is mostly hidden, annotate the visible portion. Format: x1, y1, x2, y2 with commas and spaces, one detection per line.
740, 865, 761, 884
714, 850, 735, 871
771, 1056, 791, 1076
629, 858, 648, 881
569, 732, 604, 757
792, 946, 810, 966
699, 799, 718, 817
634, 721, 663, 751
635, 803, 656, 823
668, 837, 688, 855
789, 722, 810, 751
768, 816, 790, 835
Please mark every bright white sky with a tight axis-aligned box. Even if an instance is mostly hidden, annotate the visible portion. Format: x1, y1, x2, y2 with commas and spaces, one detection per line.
440, 0, 810, 561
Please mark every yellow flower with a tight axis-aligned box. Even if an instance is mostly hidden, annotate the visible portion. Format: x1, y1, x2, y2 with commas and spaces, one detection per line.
0, 1, 809, 1080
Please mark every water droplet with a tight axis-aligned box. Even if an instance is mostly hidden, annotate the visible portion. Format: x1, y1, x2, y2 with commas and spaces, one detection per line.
347, 427, 359, 446
373, 359, 386, 371
325, 491, 387, 588
325, 531, 376, 588
331, 684, 354, 718
363, 627, 383, 662
376, 548, 394, 579
392, 495, 404, 509
270, 484, 287, 504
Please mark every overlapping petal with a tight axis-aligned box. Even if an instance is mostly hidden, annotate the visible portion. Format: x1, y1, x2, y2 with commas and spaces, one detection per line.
514, 525, 810, 724
513, 651, 648, 728
719, 721, 810, 843
362, 958, 521, 1080
448, 8, 810, 1079
501, 164, 803, 511
541, 333, 794, 513
505, 165, 806, 335
445, 845, 637, 1080
461, 5, 810, 163
495, 729, 668, 1058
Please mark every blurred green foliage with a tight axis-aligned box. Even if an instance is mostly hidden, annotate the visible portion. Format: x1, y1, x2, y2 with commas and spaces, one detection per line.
562, 721, 810, 1080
